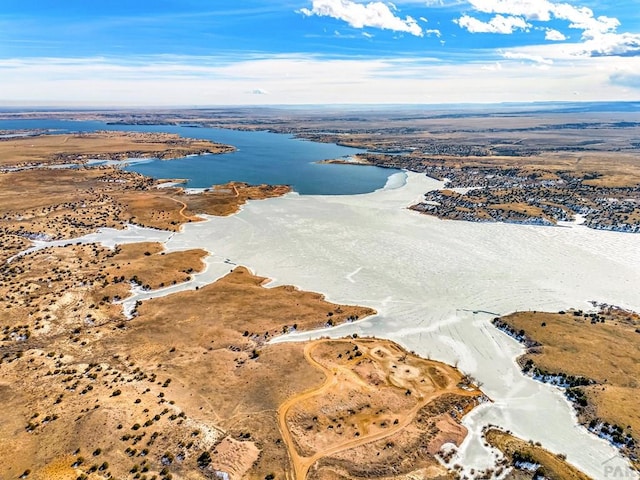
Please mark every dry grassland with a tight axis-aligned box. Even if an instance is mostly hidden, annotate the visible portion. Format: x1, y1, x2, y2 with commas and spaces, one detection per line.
120, 182, 291, 229
1, 246, 484, 480
484, 428, 592, 480
0, 240, 210, 480
0, 131, 234, 168
498, 308, 640, 468
0, 237, 373, 480
0, 167, 150, 248
280, 338, 483, 479
178, 182, 292, 217
0, 166, 290, 263
0, 123, 484, 479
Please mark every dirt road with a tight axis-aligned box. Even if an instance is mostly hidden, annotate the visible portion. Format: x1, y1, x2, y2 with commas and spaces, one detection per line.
277, 338, 481, 480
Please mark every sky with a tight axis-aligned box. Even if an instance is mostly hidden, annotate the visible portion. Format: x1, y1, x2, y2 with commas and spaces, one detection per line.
1, 0, 640, 106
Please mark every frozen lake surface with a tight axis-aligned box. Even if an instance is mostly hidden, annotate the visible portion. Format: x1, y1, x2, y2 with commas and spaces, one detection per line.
177, 172, 639, 479
23, 171, 640, 479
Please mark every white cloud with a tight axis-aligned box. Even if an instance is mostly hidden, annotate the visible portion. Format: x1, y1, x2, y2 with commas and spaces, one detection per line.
455, 14, 530, 34
581, 32, 640, 57
502, 51, 553, 65
467, 0, 553, 21
425, 29, 441, 37
545, 28, 566, 41
464, 0, 621, 36
250, 88, 269, 95
300, 0, 423, 36
551, 3, 618, 38
456, 0, 640, 58
3, 53, 639, 106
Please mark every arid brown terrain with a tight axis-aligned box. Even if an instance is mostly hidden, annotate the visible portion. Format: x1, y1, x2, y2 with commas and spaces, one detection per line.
0, 164, 290, 263
0, 131, 234, 168
0, 247, 482, 480
0, 129, 487, 480
493, 307, 640, 470
484, 428, 592, 480
279, 338, 483, 480
5, 109, 637, 477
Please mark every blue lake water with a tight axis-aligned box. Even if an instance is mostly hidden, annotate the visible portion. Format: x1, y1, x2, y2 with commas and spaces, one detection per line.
0, 119, 400, 195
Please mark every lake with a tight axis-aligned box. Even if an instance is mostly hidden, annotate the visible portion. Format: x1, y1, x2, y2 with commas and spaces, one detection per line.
0, 119, 400, 195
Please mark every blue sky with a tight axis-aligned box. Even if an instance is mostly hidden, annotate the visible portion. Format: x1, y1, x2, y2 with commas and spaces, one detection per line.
1, 0, 639, 105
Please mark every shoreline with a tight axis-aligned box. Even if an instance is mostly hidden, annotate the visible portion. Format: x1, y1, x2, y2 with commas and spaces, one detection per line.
174, 172, 639, 479
2, 111, 639, 479
2, 129, 639, 478
6, 171, 639, 477
0, 130, 236, 169
4, 217, 486, 478
492, 309, 640, 469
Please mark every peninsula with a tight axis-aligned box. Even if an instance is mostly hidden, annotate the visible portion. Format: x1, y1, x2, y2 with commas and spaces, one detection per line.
0, 131, 235, 169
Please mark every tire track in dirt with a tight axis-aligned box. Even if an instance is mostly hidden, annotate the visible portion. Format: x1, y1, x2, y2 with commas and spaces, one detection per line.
277, 339, 482, 480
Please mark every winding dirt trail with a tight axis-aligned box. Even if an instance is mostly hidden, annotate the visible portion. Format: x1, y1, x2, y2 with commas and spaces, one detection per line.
277, 339, 480, 480
277, 341, 336, 480
167, 196, 200, 221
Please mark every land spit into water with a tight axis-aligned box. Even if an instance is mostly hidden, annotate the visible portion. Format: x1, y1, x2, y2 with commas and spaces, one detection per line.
484, 428, 593, 480
493, 306, 640, 470
0, 161, 290, 261
246, 109, 640, 234
353, 152, 640, 233
0, 131, 235, 169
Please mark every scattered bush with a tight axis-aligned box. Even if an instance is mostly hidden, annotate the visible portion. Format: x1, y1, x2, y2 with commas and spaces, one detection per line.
197, 451, 211, 468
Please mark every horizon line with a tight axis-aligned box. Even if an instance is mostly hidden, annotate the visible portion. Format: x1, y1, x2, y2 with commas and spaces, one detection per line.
1, 100, 640, 111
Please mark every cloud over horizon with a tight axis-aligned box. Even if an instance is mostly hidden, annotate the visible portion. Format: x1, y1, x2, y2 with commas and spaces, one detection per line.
1, 53, 638, 106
